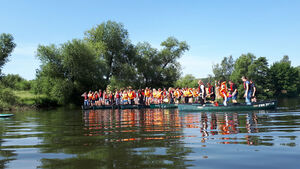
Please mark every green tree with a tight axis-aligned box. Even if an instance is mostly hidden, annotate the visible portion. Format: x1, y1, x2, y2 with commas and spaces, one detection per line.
85, 21, 137, 86
175, 74, 198, 88
248, 57, 270, 99
35, 39, 105, 104
0, 33, 16, 75
212, 55, 234, 81
136, 37, 189, 88
268, 56, 298, 96
230, 53, 256, 83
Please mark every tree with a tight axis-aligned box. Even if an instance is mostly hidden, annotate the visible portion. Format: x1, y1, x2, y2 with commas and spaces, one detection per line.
248, 57, 270, 99
230, 53, 256, 83
84, 21, 137, 85
212, 55, 234, 81
268, 56, 298, 96
136, 37, 189, 88
175, 74, 198, 88
35, 39, 105, 104
0, 33, 16, 75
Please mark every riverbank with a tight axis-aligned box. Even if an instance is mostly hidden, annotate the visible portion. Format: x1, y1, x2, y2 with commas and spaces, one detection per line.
0, 90, 58, 111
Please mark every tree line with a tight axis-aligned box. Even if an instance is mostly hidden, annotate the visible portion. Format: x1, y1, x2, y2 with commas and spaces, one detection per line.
176, 54, 300, 100
1, 21, 299, 108
31, 21, 189, 105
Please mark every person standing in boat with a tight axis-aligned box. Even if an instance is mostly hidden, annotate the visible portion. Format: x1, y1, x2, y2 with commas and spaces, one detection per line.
206, 83, 215, 103
219, 81, 228, 106
250, 80, 257, 102
115, 90, 121, 105
81, 92, 89, 106
128, 89, 135, 105
241, 76, 252, 105
228, 80, 238, 103
198, 80, 206, 105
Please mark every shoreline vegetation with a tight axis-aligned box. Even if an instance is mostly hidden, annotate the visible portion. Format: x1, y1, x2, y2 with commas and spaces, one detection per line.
1, 21, 300, 111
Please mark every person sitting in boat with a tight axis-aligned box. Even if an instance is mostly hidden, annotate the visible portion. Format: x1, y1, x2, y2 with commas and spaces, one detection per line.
198, 80, 206, 105
220, 81, 231, 106
241, 76, 252, 105
228, 80, 238, 103
206, 83, 216, 103
250, 80, 257, 102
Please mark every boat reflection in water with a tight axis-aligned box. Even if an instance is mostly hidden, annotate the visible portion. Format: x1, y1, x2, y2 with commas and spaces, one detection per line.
83, 109, 271, 146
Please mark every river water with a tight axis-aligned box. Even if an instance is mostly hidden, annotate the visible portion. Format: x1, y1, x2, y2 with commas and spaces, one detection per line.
0, 98, 299, 169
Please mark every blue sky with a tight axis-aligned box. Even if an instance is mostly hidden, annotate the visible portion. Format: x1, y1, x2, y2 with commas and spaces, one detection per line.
1, 0, 299, 80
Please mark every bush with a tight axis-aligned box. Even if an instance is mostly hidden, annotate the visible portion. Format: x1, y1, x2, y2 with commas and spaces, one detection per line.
0, 74, 31, 90
34, 96, 58, 108
0, 86, 19, 110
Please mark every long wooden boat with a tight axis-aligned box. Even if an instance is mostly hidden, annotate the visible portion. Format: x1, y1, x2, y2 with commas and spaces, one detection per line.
150, 104, 178, 109
178, 100, 277, 112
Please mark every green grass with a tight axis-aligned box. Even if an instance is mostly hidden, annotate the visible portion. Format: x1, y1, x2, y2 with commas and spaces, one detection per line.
13, 90, 46, 105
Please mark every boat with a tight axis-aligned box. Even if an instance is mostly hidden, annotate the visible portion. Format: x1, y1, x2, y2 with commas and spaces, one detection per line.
178, 100, 277, 112
0, 114, 14, 118
149, 104, 178, 109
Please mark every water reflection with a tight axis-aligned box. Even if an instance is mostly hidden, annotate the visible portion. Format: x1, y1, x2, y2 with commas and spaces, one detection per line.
0, 108, 299, 169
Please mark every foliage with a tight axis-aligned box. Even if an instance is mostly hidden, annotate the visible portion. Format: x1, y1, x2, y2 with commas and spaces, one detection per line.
268, 56, 298, 96
230, 53, 256, 83
0, 33, 16, 75
0, 85, 18, 110
34, 39, 105, 104
85, 21, 137, 85
0, 74, 31, 90
212, 55, 234, 81
175, 74, 198, 88
212, 53, 299, 99
136, 38, 188, 88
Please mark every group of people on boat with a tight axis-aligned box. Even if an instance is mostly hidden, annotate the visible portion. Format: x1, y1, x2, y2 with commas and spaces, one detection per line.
82, 76, 256, 107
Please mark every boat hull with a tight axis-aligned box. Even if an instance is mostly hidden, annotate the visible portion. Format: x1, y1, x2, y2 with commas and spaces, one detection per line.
0, 114, 14, 118
149, 104, 178, 109
178, 101, 277, 112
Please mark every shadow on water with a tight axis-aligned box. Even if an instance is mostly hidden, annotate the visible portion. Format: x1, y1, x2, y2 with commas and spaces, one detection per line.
0, 100, 299, 169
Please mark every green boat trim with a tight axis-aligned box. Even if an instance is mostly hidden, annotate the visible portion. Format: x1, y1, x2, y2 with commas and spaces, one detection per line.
178, 100, 277, 112
82, 104, 150, 110
149, 104, 178, 109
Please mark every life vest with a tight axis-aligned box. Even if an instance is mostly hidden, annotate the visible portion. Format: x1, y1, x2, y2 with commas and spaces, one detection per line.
156, 91, 162, 98
208, 86, 214, 94
220, 82, 229, 98
128, 91, 135, 100
123, 93, 128, 100
145, 90, 151, 97
84, 95, 88, 100
193, 90, 199, 97
188, 89, 193, 97
88, 93, 92, 100
116, 92, 120, 98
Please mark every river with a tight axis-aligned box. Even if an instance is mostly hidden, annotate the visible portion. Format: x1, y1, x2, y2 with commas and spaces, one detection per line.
0, 98, 299, 169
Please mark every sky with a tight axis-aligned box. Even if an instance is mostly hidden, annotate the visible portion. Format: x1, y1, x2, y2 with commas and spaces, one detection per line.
1, 0, 300, 80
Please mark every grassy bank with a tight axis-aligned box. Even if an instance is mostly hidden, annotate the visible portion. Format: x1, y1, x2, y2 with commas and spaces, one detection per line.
0, 89, 58, 111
